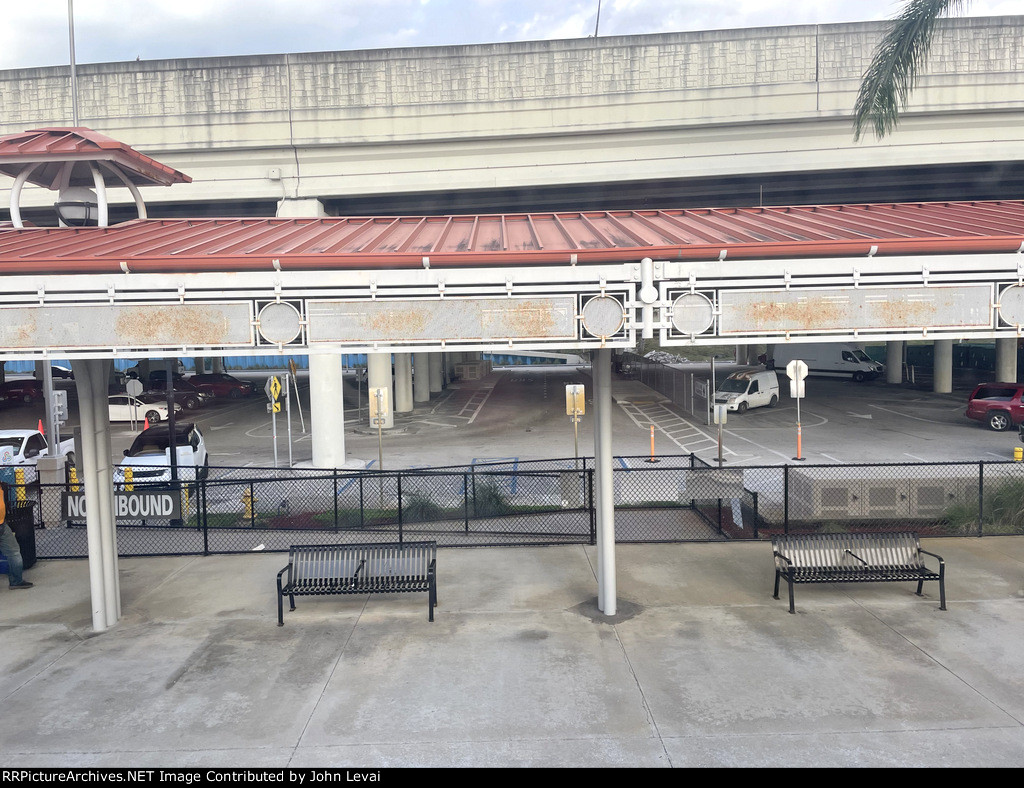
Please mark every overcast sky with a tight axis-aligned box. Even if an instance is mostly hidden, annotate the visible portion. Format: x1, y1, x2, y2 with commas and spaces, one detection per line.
0, 0, 1018, 70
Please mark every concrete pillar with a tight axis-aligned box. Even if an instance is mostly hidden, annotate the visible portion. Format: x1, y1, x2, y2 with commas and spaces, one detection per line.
932, 340, 953, 393
276, 198, 327, 217
594, 348, 616, 617
429, 353, 443, 394
367, 353, 395, 428
413, 352, 431, 403
192, 357, 207, 375
395, 353, 414, 413
71, 359, 120, 632
308, 354, 346, 468
211, 357, 226, 374
996, 338, 1018, 382
886, 341, 903, 384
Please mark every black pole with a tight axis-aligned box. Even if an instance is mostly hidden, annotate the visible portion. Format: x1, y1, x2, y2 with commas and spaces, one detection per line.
166, 358, 178, 483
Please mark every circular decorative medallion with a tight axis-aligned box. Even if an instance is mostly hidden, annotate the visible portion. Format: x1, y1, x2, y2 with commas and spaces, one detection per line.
999, 284, 1024, 327
671, 293, 715, 335
258, 302, 302, 344
581, 296, 625, 338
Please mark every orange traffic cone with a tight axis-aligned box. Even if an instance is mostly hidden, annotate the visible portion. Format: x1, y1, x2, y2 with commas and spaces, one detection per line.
37, 419, 45, 435
144, 417, 150, 430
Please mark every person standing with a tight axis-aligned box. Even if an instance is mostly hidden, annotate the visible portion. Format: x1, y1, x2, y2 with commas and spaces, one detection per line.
0, 481, 32, 590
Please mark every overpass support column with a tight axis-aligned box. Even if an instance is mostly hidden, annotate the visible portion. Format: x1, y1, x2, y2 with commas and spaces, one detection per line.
932, 340, 954, 394
886, 341, 904, 384
428, 353, 443, 394
996, 338, 1018, 382
593, 348, 616, 617
394, 353, 413, 413
308, 354, 346, 468
413, 353, 431, 403
367, 353, 395, 428
71, 359, 120, 632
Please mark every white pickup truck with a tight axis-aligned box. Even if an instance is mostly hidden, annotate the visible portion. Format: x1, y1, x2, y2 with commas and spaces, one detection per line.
0, 429, 75, 482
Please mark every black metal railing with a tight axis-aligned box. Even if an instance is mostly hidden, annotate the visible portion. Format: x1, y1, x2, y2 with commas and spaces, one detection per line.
8, 456, 1024, 560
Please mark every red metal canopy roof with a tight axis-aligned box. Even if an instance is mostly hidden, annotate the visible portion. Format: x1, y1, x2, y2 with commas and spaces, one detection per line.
0, 200, 1022, 275
0, 128, 191, 189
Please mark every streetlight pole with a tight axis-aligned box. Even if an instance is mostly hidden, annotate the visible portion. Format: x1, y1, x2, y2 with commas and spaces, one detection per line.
68, 1, 79, 126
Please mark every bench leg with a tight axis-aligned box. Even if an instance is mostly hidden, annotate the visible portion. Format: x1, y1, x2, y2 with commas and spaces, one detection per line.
787, 577, 795, 614
938, 566, 946, 611
773, 570, 781, 600
428, 579, 436, 622
278, 591, 283, 626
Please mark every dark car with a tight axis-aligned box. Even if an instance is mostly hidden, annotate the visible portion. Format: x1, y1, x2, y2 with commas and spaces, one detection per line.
143, 376, 213, 411
189, 373, 255, 399
1, 379, 44, 404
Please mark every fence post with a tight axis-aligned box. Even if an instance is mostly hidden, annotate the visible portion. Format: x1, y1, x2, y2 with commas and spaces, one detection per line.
201, 478, 209, 556
717, 498, 723, 535
752, 490, 759, 539
464, 472, 470, 533
978, 461, 984, 537
248, 481, 255, 529
783, 464, 790, 534
332, 469, 339, 531
588, 469, 596, 545
397, 472, 404, 545
359, 474, 365, 530
471, 464, 477, 514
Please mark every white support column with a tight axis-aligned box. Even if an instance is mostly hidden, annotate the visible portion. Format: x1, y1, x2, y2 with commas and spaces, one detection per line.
594, 348, 616, 617
394, 353, 414, 413
367, 353, 395, 428
933, 340, 953, 393
996, 337, 1018, 382
428, 353, 443, 394
308, 353, 346, 468
413, 352, 431, 403
71, 359, 120, 632
886, 341, 904, 384
276, 198, 327, 217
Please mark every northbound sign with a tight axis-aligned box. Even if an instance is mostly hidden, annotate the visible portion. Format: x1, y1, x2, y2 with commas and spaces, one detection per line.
62, 490, 182, 521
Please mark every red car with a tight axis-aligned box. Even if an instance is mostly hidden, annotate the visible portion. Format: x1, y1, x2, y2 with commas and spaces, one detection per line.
965, 382, 1024, 431
189, 373, 255, 399
1, 379, 44, 404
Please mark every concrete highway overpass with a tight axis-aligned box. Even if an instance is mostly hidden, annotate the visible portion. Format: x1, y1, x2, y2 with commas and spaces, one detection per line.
2, 16, 1024, 220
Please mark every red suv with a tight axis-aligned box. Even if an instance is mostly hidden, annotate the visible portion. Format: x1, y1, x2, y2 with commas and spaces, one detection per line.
965, 382, 1024, 431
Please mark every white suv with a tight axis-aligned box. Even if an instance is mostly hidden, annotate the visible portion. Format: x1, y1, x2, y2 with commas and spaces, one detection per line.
114, 422, 209, 486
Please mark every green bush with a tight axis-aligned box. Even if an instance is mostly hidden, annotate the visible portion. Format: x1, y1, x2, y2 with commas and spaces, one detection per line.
941, 479, 1024, 535
402, 493, 445, 523
471, 482, 513, 518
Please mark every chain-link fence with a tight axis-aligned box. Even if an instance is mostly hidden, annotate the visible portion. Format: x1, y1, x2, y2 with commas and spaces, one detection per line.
9, 457, 1024, 560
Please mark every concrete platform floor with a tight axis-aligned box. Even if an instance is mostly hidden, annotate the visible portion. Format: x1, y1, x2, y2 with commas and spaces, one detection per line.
2, 537, 1024, 768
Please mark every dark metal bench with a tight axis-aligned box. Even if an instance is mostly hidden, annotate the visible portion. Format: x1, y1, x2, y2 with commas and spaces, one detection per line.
277, 542, 437, 625
772, 532, 946, 614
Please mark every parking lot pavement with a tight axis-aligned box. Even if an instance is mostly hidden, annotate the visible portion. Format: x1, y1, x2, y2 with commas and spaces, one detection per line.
2, 365, 1020, 470
3, 537, 1024, 767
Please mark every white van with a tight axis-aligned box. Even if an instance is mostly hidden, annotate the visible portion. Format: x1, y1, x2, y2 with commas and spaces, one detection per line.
768, 343, 884, 382
714, 370, 780, 413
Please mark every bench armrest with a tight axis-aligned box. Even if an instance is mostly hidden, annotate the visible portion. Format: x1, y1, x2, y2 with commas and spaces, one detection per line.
844, 549, 868, 566
276, 562, 293, 589
773, 550, 792, 568
918, 548, 945, 572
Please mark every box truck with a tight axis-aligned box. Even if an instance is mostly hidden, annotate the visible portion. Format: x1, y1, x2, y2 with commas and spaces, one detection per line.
767, 343, 884, 382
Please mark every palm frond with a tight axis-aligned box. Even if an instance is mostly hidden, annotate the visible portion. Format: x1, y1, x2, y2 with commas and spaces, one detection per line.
853, 0, 968, 140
